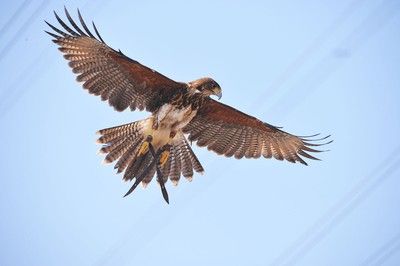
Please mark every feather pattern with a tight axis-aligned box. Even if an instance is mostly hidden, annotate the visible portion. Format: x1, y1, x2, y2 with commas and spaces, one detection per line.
97, 120, 204, 187
115, 136, 144, 173
183, 98, 331, 165
169, 145, 181, 185
45, 9, 187, 112
46, 9, 331, 203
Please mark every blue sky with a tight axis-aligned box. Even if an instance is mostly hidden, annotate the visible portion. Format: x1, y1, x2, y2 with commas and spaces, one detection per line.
0, 0, 400, 265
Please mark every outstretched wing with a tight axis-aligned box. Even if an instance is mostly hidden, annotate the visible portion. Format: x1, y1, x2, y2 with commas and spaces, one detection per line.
45, 8, 187, 112
183, 98, 331, 165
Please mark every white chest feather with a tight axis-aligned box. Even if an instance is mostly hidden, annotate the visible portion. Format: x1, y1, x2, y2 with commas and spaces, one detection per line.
157, 104, 196, 129
146, 104, 197, 148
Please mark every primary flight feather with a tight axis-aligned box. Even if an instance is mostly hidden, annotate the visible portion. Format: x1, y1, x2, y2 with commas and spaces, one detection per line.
46, 8, 331, 203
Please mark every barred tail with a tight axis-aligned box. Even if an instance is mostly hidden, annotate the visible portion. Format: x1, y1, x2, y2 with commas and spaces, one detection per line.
97, 119, 149, 181
96, 121, 204, 189
167, 133, 204, 186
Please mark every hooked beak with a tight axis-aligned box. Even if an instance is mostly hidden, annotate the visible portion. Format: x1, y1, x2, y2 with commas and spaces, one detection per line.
213, 87, 222, 100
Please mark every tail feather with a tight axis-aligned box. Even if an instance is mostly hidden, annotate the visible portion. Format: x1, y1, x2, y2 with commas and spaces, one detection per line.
169, 147, 181, 185
141, 159, 156, 187
188, 147, 204, 174
97, 121, 141, 136
103, 136, 134, 164
96, 119, 148, 181
123, 150, 149, 181
123, 158, 137, 181
178, 134, 204, 175
96, 119, 205, 194
97, 121, 142, 144
179, 140, 194, 180
161, 157, 171, 183
99, 137, 126, 154
114, 135, 144, 173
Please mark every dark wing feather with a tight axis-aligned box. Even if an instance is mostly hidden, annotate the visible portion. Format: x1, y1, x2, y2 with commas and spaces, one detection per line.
45, 9, 187, 112
183, 98, 331, 165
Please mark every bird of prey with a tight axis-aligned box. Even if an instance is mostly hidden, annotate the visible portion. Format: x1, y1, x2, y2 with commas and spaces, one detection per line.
45, 8, 331, 203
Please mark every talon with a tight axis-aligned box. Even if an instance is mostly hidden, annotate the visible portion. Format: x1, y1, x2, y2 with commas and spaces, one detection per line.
138, 141, 149, 156
159, 150, 170, 166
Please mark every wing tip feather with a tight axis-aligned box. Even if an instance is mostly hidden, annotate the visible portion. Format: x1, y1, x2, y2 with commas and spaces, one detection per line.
293, 133, 333, 164
45, 7, 105, 43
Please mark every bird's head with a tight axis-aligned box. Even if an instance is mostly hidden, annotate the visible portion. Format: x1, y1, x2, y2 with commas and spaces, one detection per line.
188, 77, 222, 100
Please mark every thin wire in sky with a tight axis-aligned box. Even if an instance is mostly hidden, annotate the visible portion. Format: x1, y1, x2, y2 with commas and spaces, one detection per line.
0, 0, 32, 39
0, 0, 50, 61
0, 49, 49, 118
93, 2, 395, 265
1, 1, 398, 266
268, 2, 400, 265
270, 146, 400, 266
373, 243, 400, 266
359, 232, 400, 266
0, 1, 105, 117
251, 0, 366, 112
262, 0, 400, 120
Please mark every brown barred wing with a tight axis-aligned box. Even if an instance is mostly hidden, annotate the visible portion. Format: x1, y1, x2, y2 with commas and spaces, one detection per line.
45, 8, 187, 112
183, 98, 331, 165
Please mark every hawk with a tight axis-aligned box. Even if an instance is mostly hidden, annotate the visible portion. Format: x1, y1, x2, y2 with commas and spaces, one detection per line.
46, 8, 331, 203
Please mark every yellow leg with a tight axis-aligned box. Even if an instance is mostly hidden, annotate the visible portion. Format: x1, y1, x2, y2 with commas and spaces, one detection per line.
159, 150, 170, 166
138, 141, 149, 156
